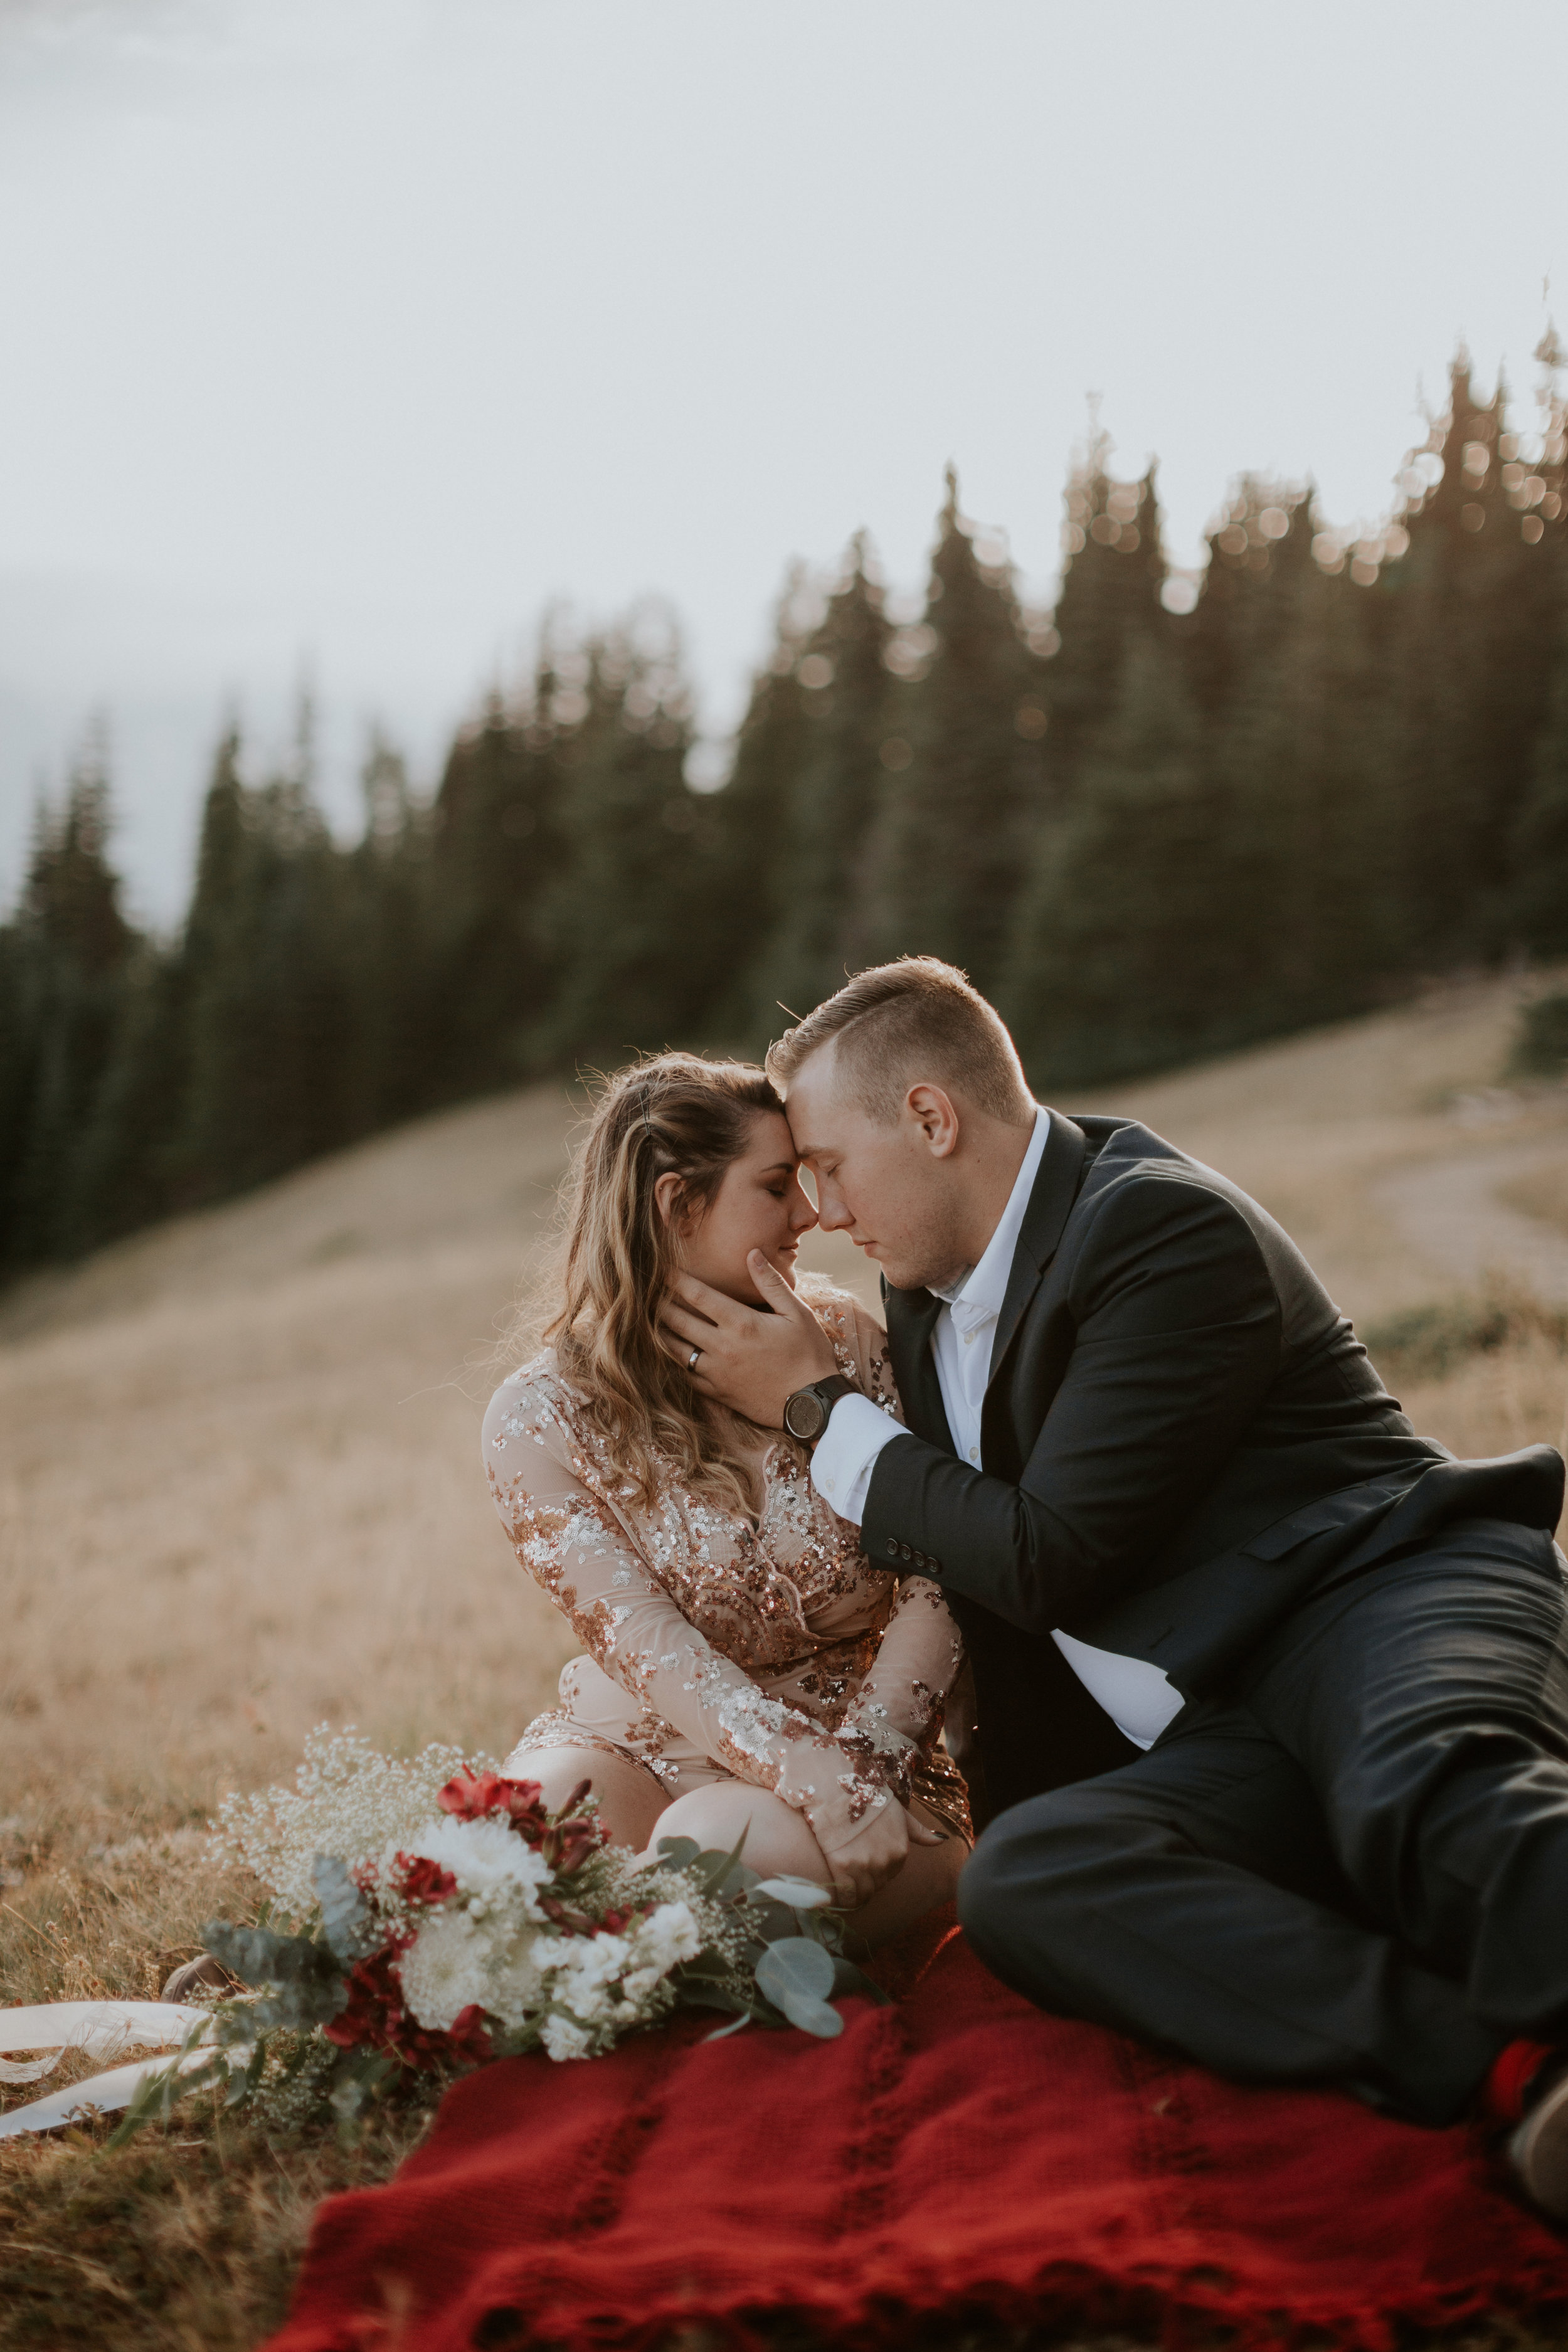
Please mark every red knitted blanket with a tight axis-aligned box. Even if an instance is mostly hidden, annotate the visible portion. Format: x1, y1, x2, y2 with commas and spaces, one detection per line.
264, 1919, 1568, 2352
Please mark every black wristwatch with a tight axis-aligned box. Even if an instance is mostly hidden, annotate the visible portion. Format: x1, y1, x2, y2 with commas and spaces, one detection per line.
781, 1373, 857, 1444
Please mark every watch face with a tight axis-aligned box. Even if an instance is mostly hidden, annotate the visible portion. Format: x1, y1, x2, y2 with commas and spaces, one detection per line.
785, 1389, 826, 1442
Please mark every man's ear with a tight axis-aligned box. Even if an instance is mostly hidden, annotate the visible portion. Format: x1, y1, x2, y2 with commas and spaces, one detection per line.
905, 1084, 960, 1160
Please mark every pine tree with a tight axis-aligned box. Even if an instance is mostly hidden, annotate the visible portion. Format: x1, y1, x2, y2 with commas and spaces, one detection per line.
342, 729, 436, 1129
699, 566, 814, 1047
178, 707, 359, 1199
869, 471, 1049, 993
423, 655, 569, 1102
1507, 343, 1568, 950
1042, 433, 1167, 774
1004, 630, 1244, 1086
536, 616, 723, 1067
0, 737, 138, 1266
734, 541, 891, 1037
1511, 613, 1568, 954
64, 941, 188, 1249
1002, 446, 1172, 1052
1191, 485, 1399, 1030
1387, 354, 1563, 960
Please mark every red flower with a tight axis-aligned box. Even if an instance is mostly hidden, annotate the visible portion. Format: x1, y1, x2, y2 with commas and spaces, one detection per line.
594, 1904, 647, 1937
438, 1771, 551, 1843
393, 1851, 458, 1906
443, 2003, 494, 2065
324, 1941, 494, 2073
436, 1768, 605, 1875
323, 1944, 411, 2053
535, 1780, 604, 1875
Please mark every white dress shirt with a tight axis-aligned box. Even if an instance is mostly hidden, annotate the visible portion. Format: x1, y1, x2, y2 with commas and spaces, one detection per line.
810, 1106, 1184, 1749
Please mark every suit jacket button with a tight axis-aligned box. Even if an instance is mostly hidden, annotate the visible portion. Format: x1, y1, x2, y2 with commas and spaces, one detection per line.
885, 1536, 899, 1558
899, 1543, 912, 1563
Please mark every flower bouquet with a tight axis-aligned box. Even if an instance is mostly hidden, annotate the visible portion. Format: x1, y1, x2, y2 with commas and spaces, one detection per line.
115, 1728, 885, 2144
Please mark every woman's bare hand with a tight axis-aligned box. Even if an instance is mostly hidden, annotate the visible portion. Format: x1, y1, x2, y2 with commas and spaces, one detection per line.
810, 1792, 943, 1910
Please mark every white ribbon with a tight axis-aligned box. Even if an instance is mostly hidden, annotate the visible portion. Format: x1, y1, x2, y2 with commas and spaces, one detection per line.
0, 2001, 216, 2137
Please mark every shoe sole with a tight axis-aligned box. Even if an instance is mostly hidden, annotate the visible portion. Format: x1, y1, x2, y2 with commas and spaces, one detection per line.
1510, 2070, 1568, 2220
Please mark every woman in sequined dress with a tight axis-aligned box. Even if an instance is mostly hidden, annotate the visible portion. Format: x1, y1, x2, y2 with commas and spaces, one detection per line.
484, 1054, 970, 1948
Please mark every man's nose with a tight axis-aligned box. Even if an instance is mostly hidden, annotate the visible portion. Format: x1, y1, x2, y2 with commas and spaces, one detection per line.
817, 1190, 853, 1232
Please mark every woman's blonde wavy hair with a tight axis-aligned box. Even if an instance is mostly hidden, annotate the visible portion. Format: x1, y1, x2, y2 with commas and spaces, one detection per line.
529, 1052, 793, 1513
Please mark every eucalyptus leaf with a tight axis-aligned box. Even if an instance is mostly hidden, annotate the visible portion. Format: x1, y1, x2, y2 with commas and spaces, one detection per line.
312, 1853, 376, 1963
692, 1828, 751, 1898
702, 2012, 753, 2043
651, 1836, 702, 1872
755, 1936, 835, 2011
776, 1994, 845, 2039
671, 1948, 734, 1981
203, 1920, 347, 2027
830, 1956, 893, 2006
674, 1983, 750, 2015
739, 1898, 802, 1947
751, 1875, 833, 1910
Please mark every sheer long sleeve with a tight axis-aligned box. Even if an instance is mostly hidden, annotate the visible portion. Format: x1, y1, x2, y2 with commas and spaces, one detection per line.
800, 1288, 966, 1793
485, 1372, 896, 1858
837, 1576, 964, 1794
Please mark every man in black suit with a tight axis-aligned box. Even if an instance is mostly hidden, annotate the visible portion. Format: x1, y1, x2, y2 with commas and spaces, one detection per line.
660, 956, 1568, 2216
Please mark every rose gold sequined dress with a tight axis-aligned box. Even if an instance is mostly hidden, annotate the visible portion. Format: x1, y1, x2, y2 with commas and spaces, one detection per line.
483, 1284, 970, 1854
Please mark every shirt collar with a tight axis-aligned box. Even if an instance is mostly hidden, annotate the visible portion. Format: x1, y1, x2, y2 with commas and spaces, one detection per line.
928, 1107, 1050, 1323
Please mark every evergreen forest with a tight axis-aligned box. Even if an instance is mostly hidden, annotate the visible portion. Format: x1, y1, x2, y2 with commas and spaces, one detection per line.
5, 352, 1568, 1280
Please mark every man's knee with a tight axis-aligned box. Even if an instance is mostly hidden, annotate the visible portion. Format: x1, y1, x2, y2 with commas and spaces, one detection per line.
958, 1782, 1124, 1958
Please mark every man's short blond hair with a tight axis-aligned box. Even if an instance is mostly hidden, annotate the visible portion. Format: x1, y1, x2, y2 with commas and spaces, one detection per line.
766, 956, 1034, 1128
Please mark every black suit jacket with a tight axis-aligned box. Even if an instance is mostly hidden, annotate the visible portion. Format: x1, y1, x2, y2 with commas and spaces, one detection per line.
867, 1110, 1565, 1819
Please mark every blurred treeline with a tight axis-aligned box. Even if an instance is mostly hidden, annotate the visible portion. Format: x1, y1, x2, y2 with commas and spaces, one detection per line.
4, 353, 1568, 1277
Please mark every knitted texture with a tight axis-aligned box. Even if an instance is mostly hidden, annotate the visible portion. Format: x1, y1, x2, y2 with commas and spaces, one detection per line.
265, 1920, 1568, 2352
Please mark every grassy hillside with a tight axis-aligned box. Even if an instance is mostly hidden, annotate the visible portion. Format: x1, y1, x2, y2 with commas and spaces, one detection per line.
4, 970, 1567, 1812
1, 973, 1566, 2348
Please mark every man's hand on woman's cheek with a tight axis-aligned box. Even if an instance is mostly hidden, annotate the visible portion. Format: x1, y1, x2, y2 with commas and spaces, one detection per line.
658, 1253, 838, 1426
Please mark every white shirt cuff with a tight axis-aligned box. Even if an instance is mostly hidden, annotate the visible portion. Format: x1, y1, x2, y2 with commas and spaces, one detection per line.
809, 1393, 911, 1527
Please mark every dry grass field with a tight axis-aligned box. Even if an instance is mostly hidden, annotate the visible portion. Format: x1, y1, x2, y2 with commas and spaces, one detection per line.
3, 972, 1567, 2348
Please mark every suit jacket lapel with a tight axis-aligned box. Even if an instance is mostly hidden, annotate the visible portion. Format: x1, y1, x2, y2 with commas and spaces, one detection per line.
881, 1277, 956, 1456
987, 1108, 1088, 1386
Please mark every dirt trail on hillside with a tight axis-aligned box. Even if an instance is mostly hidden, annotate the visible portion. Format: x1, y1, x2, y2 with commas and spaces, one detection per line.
1375, 1135, 1568, 1302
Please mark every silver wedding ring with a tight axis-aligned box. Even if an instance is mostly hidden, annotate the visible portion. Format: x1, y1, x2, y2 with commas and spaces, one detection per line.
687, 1347, 702, 1372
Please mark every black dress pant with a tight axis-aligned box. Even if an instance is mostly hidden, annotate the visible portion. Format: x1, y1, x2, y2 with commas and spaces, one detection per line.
958, 1518, 1568, 2126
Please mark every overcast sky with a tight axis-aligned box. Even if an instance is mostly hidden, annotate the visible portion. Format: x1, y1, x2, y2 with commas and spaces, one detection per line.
3, 0, 1565, 922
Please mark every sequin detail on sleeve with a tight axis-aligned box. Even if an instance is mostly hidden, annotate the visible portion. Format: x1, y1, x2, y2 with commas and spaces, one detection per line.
482, 1289, 968, 1852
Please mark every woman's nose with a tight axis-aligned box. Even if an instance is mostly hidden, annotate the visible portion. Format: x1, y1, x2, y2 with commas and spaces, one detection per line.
789, 1180, 819, 1232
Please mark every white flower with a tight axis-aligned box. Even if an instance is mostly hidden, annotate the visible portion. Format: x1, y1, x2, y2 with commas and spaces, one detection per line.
486, 1937, 548, 2030
398, 1816, 553, 1912
613, 1902, 703, 2003
633, 1900, 701, 1973
396, 1909, 491, 2030
398, 1905, 548, 2032
538, 1931, 629, 2025
212, 1728, 485, 1915
541, 2014, 595, 2062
